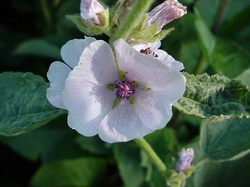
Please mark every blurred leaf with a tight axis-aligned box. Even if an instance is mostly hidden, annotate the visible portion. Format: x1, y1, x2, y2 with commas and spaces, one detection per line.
201, 117, 250, 161
174, 73, 250, 121
194, 0, 220, 27
75, 135, 109, 155
114, 142, 145, 187
194, 10, 250, 78
236, 67, 250, 88
0, 72, 65, 136
190, 152, 250, 187
220, 5, 250, 48
14, 39, 61, 59
0, 115, 86, 162
145, 128, 177, 164
31, 157, 108, 187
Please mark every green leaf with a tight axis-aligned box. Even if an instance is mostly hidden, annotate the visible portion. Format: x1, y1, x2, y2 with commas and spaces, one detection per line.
14, 39, 61, 59
0, 116, 85, 162
190, 152, 250, 187
114, 142, 145, 187
31, 157, 108, 187
194, 11, 250, 78
201, 117, 250, 161
0, 72, 65, 136
174, 73, 250, 121
75, 135, 109, 156
236, 67, 250, 88
66, 13, 108, 36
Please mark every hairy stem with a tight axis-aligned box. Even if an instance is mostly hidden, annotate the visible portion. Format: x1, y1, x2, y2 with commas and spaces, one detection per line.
134, 138, 168, 177
110, 0, 154, 44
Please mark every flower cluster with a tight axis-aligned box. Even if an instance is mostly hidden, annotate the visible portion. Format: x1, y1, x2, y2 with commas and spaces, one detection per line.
47, 37, 186, 143
47, 0, 187, 143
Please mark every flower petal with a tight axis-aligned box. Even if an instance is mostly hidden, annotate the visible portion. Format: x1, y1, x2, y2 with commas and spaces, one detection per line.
157, 49, 184, 71
135, 90, 173, 129
62, 40, 120, 137
135, 71, 186, 129
98, 100, 154, 143
132, 40, 161, 52
63, 74, 115, 136
61, 37, 96, 69
113, 39, 170, 82
46, 61, 71, 109
78, 40, 119, 84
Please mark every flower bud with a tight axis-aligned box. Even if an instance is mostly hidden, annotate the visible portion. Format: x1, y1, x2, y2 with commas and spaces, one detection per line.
145, 0, 187, 33
175, 148, 194, 173
80, 0, 106, 25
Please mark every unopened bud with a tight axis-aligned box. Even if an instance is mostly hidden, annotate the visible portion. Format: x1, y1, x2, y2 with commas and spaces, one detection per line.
175, 148, 194, 173
80, 0, 106, 25
145, 0, 187, 33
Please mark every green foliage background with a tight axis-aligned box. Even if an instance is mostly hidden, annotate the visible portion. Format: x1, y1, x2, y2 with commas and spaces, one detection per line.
0, 0, 250, 186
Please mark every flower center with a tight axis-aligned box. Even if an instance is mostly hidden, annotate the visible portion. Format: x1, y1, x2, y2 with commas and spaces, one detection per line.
115, 79, 135, 99
140, 47, 158, 58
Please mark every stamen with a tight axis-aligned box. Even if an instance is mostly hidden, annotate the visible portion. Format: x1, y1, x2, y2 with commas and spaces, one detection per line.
140, 47, 158, 58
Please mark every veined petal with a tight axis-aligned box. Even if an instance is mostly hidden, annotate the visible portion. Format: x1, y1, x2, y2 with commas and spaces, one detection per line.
61, 37, 96, 69
46, 61, 71, 109
157, 49, 184, 71
113, 39, 169, 82
98, 100, 154, 143
63, 70, 116, 136
135, 90, 173, 129
133, 41, 161, 52
78, 40, 119, 84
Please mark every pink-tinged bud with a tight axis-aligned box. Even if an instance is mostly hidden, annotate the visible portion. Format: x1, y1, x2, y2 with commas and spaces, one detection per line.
175, 148, 194, 173
80, 0, 106, 25
145, 0, 187, 33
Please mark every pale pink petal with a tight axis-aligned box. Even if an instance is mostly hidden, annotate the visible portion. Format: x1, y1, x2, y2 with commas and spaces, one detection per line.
78, 40, 119, 84
98, 100, 154, 143
135, 89, 173, 129
134, 72, 186, 129
132, 41, 161, 51
62, 40, 120, 136
157, 49, 184, 71
46, 61, 71, 109
113, 39, 169, 83
61, 37, 96, 69
63, 70, 116, 136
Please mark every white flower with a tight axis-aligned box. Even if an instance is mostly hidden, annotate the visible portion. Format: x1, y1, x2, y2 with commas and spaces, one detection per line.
80, 0, 106, 25
175, 148, 194, 173
145, 0, 187, 33
61, 38, 186, 143
133, 41, 184, 71
46, 37, 96, 109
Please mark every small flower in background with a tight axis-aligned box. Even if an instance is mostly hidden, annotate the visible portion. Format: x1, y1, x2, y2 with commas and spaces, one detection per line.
145, 0, 187, 33
175, 148, 194, 173
133, 40, 184, 71
46, 37, 96, 109
80, 0, 106, 25
61, 39, 186, 143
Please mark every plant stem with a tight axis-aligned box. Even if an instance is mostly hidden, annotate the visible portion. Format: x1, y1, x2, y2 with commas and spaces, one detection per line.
194, 52, 205, 75
134, 138, 168, 177
212, 0, 229, 34
40, 0, 52, 27
110, 0, 154, 44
